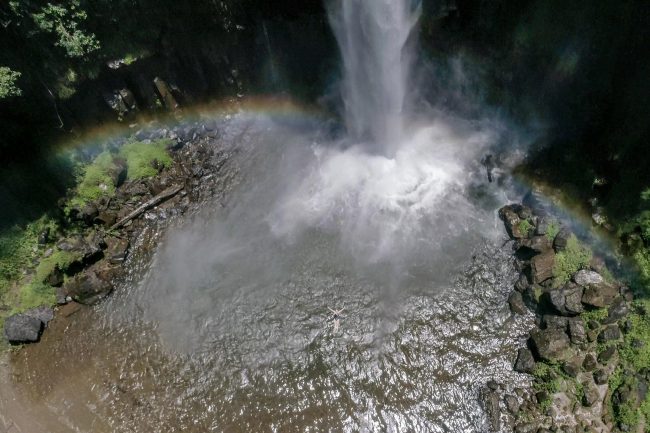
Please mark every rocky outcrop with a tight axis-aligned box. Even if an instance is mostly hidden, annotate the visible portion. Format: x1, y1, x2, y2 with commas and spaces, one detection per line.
3, 117, 229, 344
494, 202, 641, 432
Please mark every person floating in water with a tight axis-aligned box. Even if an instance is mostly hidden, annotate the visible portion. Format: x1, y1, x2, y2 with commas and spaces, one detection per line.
482, 154, 495, 183
328, 307, 345, 332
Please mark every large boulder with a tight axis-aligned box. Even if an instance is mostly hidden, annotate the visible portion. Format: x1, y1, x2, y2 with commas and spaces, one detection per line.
581, 282, 619, 308
546, 284, 584, 316
529, 328, 571, 362
105, 236, 129, 265
24, 306, 54, 326
63, 270, 113, 305
518, 235, 552, 254
573, 270, 604, 286
4, 314, 43, 344
531, 251, 555, 283
553, 228, 572, 252
514, 348, 536, 373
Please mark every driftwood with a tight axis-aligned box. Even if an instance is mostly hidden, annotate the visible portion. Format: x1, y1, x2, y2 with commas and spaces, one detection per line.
110, 184, 183, 230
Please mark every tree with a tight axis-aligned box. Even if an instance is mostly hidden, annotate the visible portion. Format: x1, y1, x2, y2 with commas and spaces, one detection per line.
0, 67, 21, 98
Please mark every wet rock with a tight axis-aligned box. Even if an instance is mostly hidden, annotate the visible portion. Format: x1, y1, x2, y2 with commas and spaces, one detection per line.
583, 353, 598, 371
504, 394, 519, 414
531, 251, 555, 284
582, 381, 600, 407
593, 369, 608, 385
581, 282, 619, 308
546, 284, 584, 316
481, 388, 500, 432
523, 235, 552, 254
499, 205, 525, 239
597, 325, 621, 343
509, 291, 528, 315
515, 274, 530, 292
24, 306, 54, 326
598, 346, 616, 364
553, 228, 571, 252
4, 314, 43, 343
529, 328, 571, 362
105, 236, 129, 265
573, 270, 604, 286
63, 270, 113, 305
568, 319, 587, 345
514, 348, 536, 373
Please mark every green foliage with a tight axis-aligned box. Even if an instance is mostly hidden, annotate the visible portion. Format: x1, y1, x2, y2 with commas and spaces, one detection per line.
68, 151, 117, 209
545, 221, 560, 241
119, 139, 173, 180
34, 250, 79, 284
31, 0, 100, 58
581, 307, 609, 325
552, 235, 593, 286
517, 219, 534, 237
618, 300, 650, 371
0, 67, 22, 99
632, 249, 650, 290
532, 361, 564, 395
17, 281, 56, 312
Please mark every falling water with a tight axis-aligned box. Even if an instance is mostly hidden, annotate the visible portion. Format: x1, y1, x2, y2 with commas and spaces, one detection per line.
328, 0, 421, 153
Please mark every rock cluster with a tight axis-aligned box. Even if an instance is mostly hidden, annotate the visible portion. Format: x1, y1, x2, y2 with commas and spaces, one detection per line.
3, 118, 230, 345
485, 203, 643, 433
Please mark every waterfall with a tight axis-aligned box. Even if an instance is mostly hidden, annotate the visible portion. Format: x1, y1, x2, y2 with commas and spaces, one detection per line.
328, 0, 421, 154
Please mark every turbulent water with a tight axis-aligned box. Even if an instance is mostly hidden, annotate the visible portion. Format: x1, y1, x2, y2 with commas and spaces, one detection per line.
1, 0, 537, 432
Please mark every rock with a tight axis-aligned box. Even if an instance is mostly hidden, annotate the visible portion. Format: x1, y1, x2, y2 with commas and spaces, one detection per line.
529, 236, 552, 253
535, 217, 551, 236
529, 328, 571, 361
531, 251, 555, 284
573, 270, 604, 286
582, 381, 600, 406
504, 394, 519, 414
542, 315, 569, 330
38, 227, 50, 246
581, 283, 619, 308
24, 306, 54, 325
514, 423, 537, 433
546, 284, 584, 316
537, 429, 552, 433
481, 388, 500, 432
4, 314, 43, 343
45, 266, 64, 286
568, 319, 587, 345
536, 391, 549, 404
593, 369, 608, 385
515, 274, 530, 292
499, 205, 525, 239
63, 270, 113, 305
509, 291, 528, 315
597, 325, 621, 343
553, 228, 571, 252
95, 210, 117, 227
487, 380, 500, 390
514, 348, 536, 373
57, 234, 102, 264
583, 353, 597, 371
598, 346, 616, 364
105, 236, 129, 265
563, 357, 581, 377
604, 297, 628, 323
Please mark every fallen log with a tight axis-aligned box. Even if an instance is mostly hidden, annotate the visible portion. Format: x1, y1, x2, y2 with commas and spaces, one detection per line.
110, 184, 183, 230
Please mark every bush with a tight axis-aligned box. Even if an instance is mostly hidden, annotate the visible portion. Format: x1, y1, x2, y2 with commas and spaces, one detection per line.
546, 221, 560, 241
119, 139, 172, 180
517, 219, 534, 236
68, 151, 118, 209
553, 234, 592, 285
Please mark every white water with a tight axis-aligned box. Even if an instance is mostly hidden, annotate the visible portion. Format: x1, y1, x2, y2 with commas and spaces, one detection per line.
328, 0, 421, 154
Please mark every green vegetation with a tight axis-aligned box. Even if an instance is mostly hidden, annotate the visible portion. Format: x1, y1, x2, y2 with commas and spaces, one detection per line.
532, 361, 564, 395
517, 219, 534, 236
545, 221, 560, 242
581, 307, 608, 325
552, 234, 592, 286
68, 151, 119, 209
33, 249, 79, 284
17, 281, 56, 312
0, 67, 21, 98
119, 139, 173, 180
